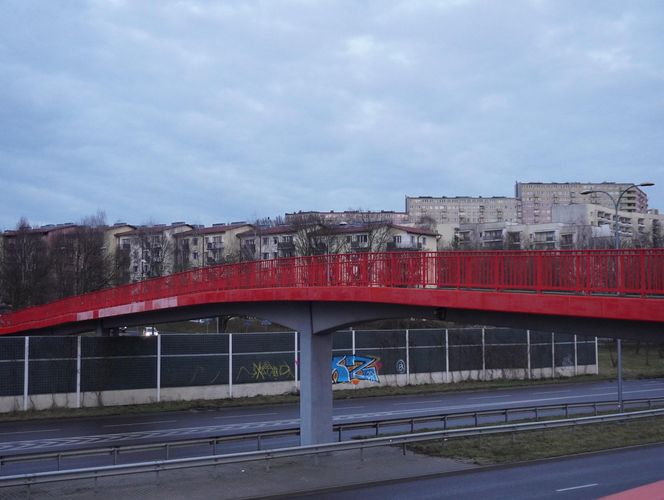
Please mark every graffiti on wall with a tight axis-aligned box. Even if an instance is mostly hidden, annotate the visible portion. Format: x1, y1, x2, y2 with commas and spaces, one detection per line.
331, 355, 380, 385
236, 361, 293, 381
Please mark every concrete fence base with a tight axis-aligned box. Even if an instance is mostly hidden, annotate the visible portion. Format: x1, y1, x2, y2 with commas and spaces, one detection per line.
0, 364, 598, 413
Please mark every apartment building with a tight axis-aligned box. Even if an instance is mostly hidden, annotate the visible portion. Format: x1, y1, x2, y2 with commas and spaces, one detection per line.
405, 196, 519, 225
328, 224, 438, 253
516, 182, 650, 224
457, 222, 580, 250
237, 225, 299, 260
174, 222, 253, 268
553, 204, 663, 247
236, 222, 438, 259
285, 210, 409, 226
115, 223, 194, 281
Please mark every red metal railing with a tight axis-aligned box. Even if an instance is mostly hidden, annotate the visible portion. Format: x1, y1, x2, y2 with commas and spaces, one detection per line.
1, 249, 663, 333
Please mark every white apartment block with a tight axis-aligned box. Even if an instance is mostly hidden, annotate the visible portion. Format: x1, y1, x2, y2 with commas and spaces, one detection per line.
405, 196, 519, 225
236, 223, 438, 259
175, 222, 253, 268
553, 204, 664, 247
237, 226, 298, 260
457, 222, 580, 250
516, 182, 650, 224
115, 223, 193, 282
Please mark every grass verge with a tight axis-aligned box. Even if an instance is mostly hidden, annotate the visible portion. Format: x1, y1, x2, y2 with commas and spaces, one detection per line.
408, 415, 664, 465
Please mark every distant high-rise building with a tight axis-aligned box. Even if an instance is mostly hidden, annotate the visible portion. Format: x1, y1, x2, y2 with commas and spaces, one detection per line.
405, 196, 519, 224
515, 182, 649, 224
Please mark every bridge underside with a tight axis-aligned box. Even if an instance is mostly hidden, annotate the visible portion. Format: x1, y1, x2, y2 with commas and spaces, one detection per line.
15, 297, 664, 446
4, 286, 664, 446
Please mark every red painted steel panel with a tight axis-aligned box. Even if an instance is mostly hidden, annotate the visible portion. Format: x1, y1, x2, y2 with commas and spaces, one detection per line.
1, 249, 663, 335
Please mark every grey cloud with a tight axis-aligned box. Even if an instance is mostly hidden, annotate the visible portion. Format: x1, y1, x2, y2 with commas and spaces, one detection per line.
1, 0, 663, 230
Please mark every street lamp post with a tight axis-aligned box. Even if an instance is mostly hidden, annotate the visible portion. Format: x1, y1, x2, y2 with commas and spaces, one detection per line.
580, 182, 655, 412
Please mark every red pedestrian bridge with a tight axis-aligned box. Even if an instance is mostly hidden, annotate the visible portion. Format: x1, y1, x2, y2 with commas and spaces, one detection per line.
1, 249, 663, 445
1, 249, 663, 337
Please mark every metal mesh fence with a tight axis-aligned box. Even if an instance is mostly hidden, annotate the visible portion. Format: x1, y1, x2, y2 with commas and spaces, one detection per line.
82, 337, 157, 392
355, 330, 406, 376
409, 329, 446, 374
0, 338, 24, 397
28, 337, 77, 395
233, 333, 296, 384
0, 328, 599, 400
162, 335, 229, 387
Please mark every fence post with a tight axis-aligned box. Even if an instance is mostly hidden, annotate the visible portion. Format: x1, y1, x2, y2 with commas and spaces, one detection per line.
595, 337, 599, 375
445, 329, 450, 383
481, 328, 486, 381
76, 336, 81, 408
527, 330, 531, 379
574, 335, 578, 376
156, 334, 161, 403
294, 331, 299, 390
551, 332, 556, 378
23, 337, 29, 411
352, 329, 356, 356
229, 333, 233, 398
405, 329, 410, 385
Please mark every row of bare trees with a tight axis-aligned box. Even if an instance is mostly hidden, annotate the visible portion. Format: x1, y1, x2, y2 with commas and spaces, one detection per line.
246, 211, 396, 260
0, 213, 126, 311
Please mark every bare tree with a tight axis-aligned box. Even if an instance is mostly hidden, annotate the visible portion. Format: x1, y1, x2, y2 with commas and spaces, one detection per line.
129, 224, 176, 279
0, 218, 52, 308
50, 212, 111, 298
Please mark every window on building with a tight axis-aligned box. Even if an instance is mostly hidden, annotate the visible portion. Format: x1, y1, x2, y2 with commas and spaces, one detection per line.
262, 253, 269, 259
273, 237, 278, 244
263, 237, 269, 245
273, 252, 278, 259
192, 251, 198, 260
358, 234, 368, 243
192, 238, 198, 246
393, 235, 402, 243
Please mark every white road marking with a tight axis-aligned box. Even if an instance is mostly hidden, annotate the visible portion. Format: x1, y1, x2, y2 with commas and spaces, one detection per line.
625, 388, 664, 394
555, 483, 598, 492
103, 420, 177, 428
533, 390, 572, 395
0, 428, 62, 437
393, 400, 441, 405
213, 413, 278, 420
469, 395, 512, 400
336, 406, 366, 410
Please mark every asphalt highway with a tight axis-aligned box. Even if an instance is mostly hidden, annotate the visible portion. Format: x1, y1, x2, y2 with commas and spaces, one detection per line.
0, 378, 662, 475
305, 443, 664, 499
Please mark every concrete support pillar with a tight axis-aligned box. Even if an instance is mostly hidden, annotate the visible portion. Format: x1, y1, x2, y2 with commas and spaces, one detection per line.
299, 326, 334, 446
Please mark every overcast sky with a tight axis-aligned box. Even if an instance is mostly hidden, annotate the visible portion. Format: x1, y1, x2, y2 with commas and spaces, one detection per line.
1, 0, 663, 230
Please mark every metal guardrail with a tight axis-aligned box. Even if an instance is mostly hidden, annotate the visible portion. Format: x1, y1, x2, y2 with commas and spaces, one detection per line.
1, 396, 663, 474
2, 407, 664, 488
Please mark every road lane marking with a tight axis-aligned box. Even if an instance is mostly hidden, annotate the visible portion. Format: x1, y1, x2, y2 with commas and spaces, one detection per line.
625, 389, 664, 394
469, 395, 512, 400
335, 406, 366, 410
213, 413, 278, 419
533, 390, 572, 395
556, 483, 598, 492
393, 400, 441, 405
0, 429, 62, 437
103, 420, 177, 428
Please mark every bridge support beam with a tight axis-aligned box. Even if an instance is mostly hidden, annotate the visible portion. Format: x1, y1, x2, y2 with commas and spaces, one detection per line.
299, 326, 334, 446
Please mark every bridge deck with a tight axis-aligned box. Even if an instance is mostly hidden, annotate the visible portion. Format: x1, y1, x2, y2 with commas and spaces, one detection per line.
1, 249, 663, 335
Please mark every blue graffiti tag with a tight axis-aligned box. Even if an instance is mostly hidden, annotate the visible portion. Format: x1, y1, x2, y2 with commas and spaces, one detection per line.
331, 355, 380, 385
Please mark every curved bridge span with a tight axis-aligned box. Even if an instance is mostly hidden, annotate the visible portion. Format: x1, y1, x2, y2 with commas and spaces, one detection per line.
1, 249, 664, 336
2, 249, 664, 445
